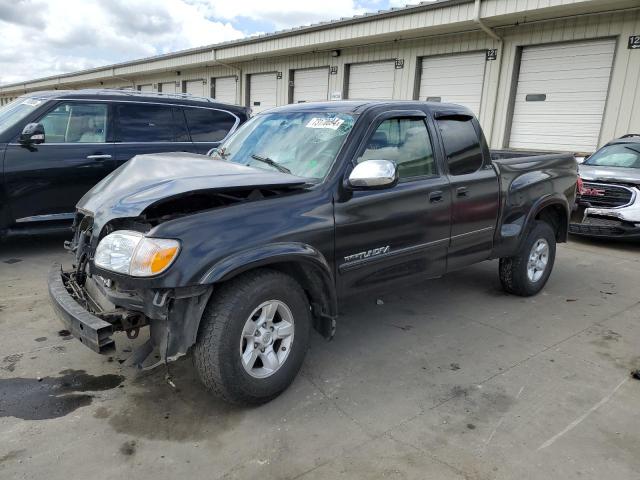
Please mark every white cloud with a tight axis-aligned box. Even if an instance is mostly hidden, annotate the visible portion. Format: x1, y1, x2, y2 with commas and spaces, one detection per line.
0, 0, 244, 85
0, 0, 422, 85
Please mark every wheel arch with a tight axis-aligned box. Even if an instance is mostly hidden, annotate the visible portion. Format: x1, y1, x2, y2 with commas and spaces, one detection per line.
199, 243, 337, 339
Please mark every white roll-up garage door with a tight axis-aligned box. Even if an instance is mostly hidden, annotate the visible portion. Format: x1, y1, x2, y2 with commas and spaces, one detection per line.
509, 39, 616, 152
418, 52, 486, 117
185, 79, 205, 98
250, 73, 278, 113
213, 77, 237, 104
137, 84, 153, 92
159, 82, 176, 94
293, 67, 329, 103
347, 61, 395, 100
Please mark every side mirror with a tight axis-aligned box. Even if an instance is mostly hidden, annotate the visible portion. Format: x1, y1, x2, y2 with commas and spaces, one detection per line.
348, 160, 398, 189
19, 123, 45, 145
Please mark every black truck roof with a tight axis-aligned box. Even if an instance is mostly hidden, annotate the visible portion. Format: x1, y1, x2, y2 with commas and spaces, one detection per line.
21, 89, 249, 114
265, 100, 474, 116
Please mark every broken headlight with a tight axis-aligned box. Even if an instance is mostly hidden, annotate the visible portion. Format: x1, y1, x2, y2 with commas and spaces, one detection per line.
94, 230, 180, 277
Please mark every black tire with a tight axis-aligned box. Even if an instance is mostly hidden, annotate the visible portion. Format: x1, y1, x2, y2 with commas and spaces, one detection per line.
499, 221, 556, 297
193, 268, 311, 405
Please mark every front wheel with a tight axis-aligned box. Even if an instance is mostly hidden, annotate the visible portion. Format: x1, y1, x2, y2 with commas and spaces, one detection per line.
499, 221, 557, 297
193, 269, 311, 405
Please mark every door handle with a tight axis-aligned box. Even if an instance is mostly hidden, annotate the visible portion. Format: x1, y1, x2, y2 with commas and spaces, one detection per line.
429, 191, 443, 203
456, 187, 468, 198
86, 154, 112, 160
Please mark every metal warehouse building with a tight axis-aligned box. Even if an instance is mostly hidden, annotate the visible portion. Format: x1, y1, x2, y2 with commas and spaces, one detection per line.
1, 0, 640, 154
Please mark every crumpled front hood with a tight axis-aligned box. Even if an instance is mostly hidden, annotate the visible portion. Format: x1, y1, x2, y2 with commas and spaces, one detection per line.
78, 152, 308, 234
579, 164, 640, 186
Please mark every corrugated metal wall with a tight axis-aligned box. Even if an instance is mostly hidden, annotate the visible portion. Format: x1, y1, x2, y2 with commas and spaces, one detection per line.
1, 6, 639, 151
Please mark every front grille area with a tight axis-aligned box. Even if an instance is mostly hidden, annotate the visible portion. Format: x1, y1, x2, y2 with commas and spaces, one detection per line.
581, 182, 633, 208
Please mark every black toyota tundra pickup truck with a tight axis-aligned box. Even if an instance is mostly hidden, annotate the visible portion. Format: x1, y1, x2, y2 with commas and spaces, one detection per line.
48, 101, 578, 405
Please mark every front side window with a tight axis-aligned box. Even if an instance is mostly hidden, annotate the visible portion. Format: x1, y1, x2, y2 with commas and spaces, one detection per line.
358, 118, 436, 178
184, 108, 236, 142
116, 104, 182, 142
437, 119, 483, 176
38, 102, 108, 143
584, 144, 640, 169
212, 111, 355, 180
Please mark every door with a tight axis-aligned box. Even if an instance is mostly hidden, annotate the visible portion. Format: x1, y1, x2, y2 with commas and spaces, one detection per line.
292, 67, 329, 103
159, 82, 177, 94
213, 77, 237, 104
3, 101, 115, 223
435, 116, 499, 271
113, 102, 195, 167
137, 84, 153, 92
509, 38, 616, 152
249, 73, 278, 114
335, 114, 451, 296
347, 61, 395, 100
418, 52, 486, 117
184, 79, 205, 97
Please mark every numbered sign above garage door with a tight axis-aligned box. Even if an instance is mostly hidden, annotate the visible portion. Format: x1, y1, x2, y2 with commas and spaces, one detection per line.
292, 67, 329, 103
213, 76, 237, 104
509, 39, 616, 153
347, 61, 395, 100
418, 52, 486, 117
249, 73, 278, 114
185, 79, 206, 98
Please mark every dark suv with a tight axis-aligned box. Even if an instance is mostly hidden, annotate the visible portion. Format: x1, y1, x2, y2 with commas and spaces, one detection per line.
0, 89, 249, 237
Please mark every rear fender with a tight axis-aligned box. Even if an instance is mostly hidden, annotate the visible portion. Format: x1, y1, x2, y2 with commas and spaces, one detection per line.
493, 194, 569, 258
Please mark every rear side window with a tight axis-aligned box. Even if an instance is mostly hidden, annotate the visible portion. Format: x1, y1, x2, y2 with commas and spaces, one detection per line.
437, 119, 483, 175
116, 104, 187, 142
184, 108, 236, 142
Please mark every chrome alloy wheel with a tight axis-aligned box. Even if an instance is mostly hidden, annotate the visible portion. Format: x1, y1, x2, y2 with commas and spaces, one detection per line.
239, 300, 295, 379
527, 238, 549, 283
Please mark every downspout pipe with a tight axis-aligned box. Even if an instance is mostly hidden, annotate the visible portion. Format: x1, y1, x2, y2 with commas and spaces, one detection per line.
474, 0, 503, 147
473, 0, 501, 42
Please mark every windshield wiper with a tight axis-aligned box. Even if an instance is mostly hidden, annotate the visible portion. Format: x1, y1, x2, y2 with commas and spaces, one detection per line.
250, 153, 291, 174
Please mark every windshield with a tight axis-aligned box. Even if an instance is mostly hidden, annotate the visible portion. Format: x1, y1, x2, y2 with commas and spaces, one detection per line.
0, 97, 43, 136
584, 143, 640, 169
211, 111, 355, 180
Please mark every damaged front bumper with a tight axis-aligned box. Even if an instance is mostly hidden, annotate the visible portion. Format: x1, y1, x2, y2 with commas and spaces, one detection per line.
48, 265, 116, 354
570, 185, 640, 239
48, 264, 212, 368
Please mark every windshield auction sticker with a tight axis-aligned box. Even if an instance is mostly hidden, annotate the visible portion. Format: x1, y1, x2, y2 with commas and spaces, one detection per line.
306, 117, 345, 130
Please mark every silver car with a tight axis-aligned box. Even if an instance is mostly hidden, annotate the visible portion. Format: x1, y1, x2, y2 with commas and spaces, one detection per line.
570, 134, 640, 239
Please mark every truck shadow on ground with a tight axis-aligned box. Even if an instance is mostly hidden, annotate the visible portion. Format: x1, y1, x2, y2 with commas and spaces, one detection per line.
105, 358, 245, 442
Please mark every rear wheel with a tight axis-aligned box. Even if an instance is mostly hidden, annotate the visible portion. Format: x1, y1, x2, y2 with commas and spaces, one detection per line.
193, 269, 311, 405
499, 221, 556, 297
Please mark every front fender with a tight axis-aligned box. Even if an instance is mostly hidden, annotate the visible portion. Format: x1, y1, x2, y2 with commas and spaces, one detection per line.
199, 242, 337, 338
199, 242, 332, 285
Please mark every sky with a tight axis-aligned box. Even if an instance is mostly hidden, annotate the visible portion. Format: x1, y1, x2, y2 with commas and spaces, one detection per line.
0, 0, 424, 85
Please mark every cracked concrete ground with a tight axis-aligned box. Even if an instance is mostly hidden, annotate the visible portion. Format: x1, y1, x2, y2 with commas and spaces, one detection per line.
1, 234, 639, 479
